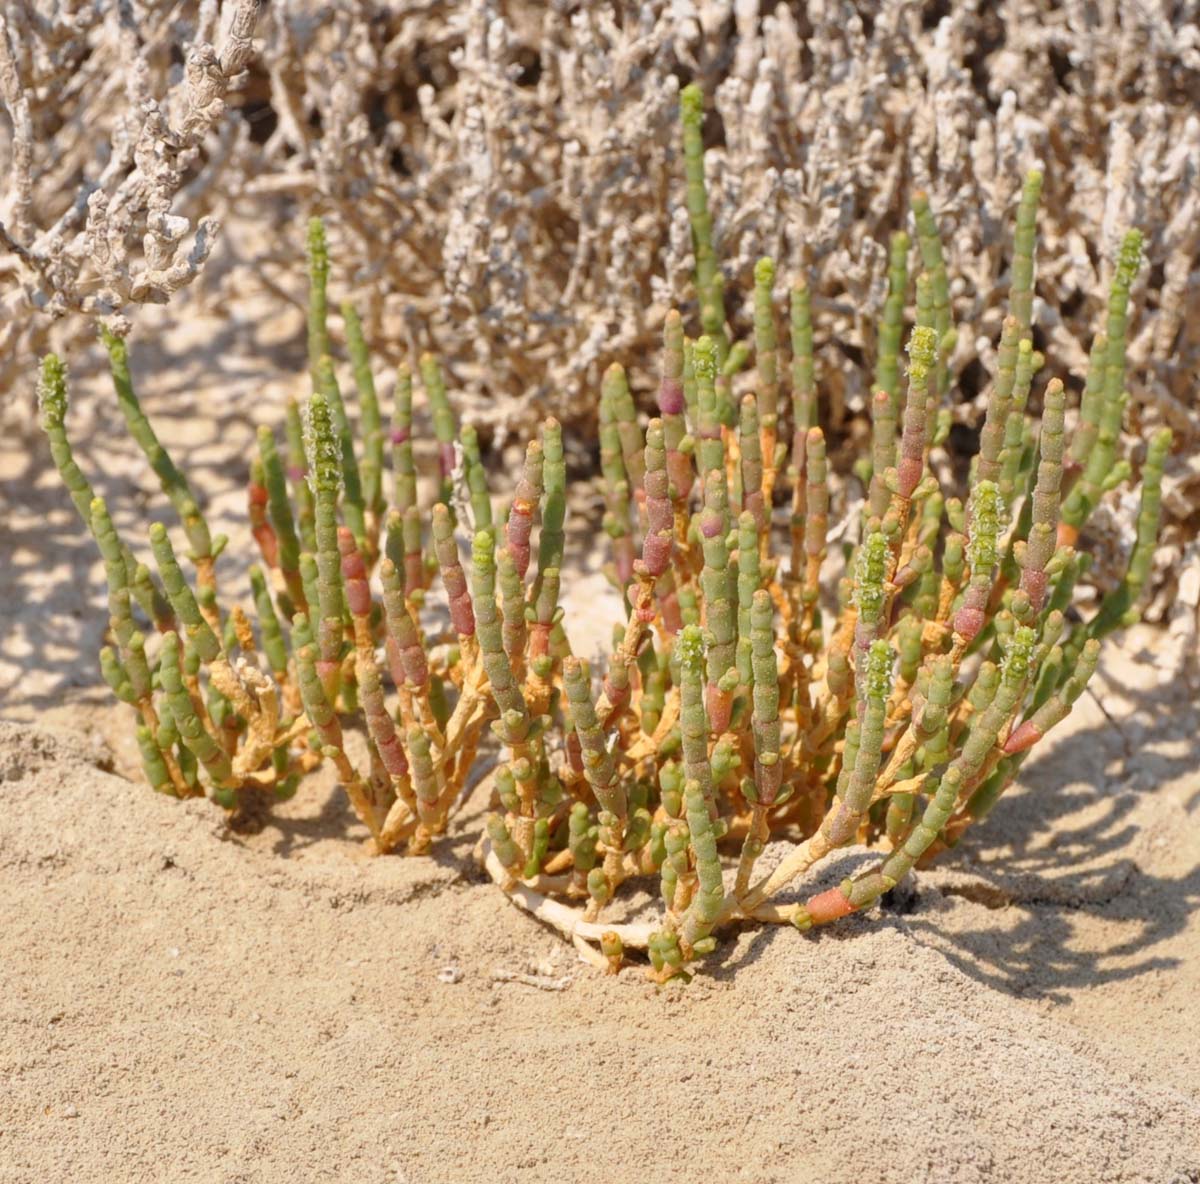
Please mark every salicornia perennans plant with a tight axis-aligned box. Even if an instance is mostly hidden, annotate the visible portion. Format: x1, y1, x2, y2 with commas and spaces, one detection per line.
39, 87, 1170, 982
39, 219, 494, 854
469, 87, 1169, 978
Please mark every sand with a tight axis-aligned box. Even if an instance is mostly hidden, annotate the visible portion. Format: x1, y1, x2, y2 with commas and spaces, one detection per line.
2, 303, 1199, 1183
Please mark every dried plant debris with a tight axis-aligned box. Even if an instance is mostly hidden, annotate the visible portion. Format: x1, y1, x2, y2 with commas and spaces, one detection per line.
8, 0, 1193, 602
220, 0, 1198, 444
0, 0, 261, 382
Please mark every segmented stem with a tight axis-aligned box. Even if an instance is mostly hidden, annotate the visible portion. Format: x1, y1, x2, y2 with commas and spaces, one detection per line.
875, 231, 909, 411
680, 84, 727, 355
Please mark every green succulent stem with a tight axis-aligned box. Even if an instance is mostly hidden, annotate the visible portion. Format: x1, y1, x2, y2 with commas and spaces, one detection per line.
875, 231, 909, 411
102, 327, 214, 583
680, 84, 727, 357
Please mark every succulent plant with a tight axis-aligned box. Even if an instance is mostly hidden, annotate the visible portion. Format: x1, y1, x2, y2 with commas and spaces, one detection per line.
472, 89, 1170, 979
38, 219, 494, 853
39, 91, 1169, 982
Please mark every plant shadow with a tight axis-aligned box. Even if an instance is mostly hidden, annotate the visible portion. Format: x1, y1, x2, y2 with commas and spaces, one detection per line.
901, 678, 1200, 1002
704, 674, 1198, 1000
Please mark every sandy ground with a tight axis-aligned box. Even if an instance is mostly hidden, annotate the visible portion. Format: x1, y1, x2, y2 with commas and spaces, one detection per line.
1, 304, 1199, 1182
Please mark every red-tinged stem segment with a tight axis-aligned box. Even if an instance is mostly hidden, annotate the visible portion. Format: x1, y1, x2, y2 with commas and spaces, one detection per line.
658, 310, 693, 506
380, 558, 429, 691
897, 325, 936, 497
506, 440, 543, 582
433, 504, 475, 639
698, 471, 736, 733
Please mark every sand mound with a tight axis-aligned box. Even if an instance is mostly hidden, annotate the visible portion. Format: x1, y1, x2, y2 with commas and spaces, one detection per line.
2, 699, 1197, 1184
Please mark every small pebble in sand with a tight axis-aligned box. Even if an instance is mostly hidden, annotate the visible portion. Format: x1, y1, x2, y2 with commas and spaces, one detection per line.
437, 965, 463, 984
